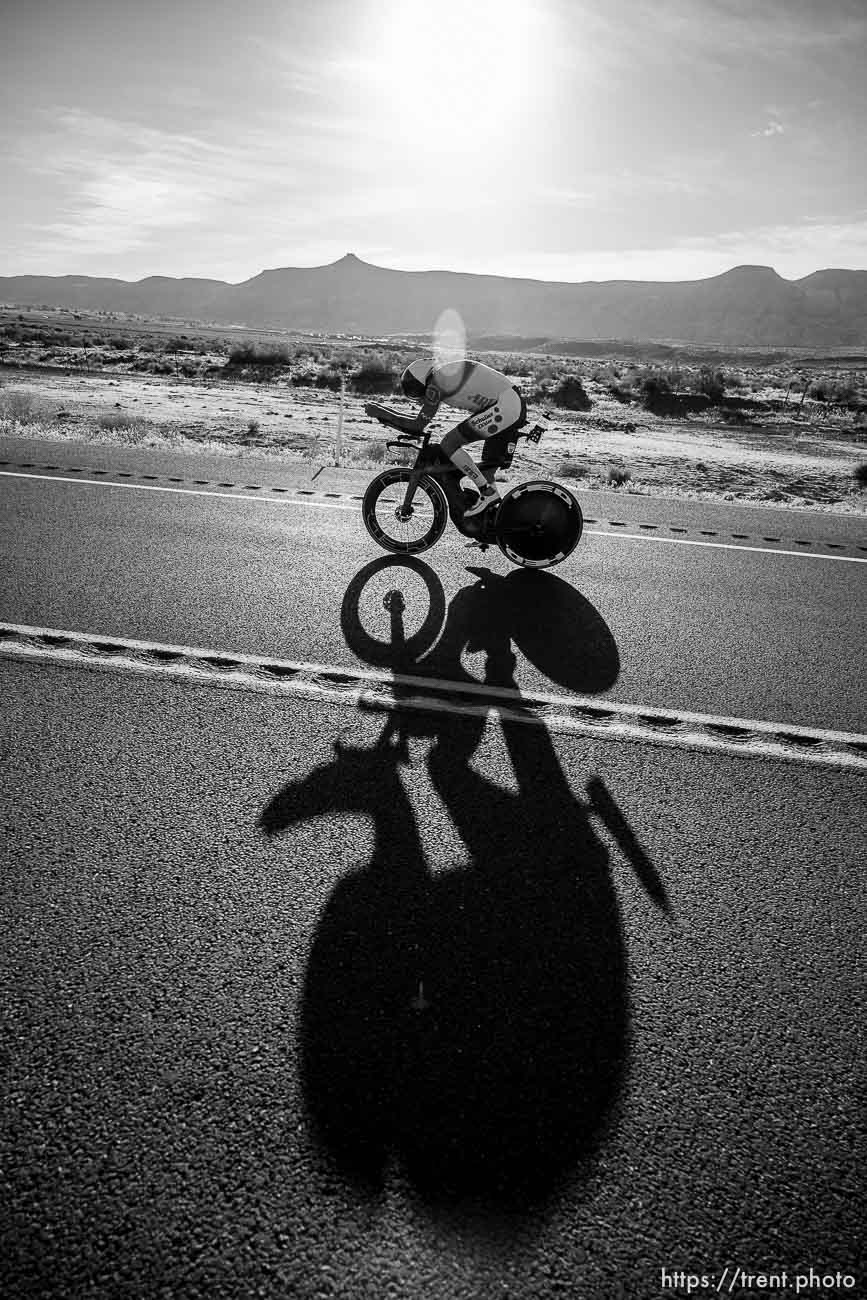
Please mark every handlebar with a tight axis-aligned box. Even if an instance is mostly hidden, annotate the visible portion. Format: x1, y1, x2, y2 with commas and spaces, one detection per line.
364, 403, 421, 435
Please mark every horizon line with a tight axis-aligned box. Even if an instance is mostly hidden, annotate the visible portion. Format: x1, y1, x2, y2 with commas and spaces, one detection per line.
2, 254, 866, 289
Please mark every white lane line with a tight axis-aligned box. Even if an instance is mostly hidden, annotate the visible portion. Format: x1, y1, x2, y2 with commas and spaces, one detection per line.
2, 469, 865, 560
0, 470, 359, 510
2, 622, 865, 769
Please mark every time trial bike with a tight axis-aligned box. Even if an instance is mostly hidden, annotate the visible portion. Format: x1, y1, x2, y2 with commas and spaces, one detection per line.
362, 402, 583, 570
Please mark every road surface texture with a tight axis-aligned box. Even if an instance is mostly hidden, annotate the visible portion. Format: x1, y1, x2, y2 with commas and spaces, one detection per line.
1, 436, 864, 1300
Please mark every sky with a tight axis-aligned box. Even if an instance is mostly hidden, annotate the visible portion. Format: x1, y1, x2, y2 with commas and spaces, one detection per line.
2, 0, 865, 284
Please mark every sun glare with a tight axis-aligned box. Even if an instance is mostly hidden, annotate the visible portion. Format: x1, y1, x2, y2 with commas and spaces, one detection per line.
368, 0, 537, 162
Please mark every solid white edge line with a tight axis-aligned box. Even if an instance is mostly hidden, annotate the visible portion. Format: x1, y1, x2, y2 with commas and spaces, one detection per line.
2, 621, 864, 750
592, 529, 867, 561
3, 641, 865, 769
2, 469, 865, 560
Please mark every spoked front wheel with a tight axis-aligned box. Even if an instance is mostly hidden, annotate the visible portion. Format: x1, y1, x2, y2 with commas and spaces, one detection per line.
362, 468, 448, 555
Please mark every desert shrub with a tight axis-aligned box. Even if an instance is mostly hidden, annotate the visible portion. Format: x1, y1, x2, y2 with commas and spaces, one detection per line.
246, 419, 260, 436
550, 375, 592, 410
607, 465, 632, 486
0, 390, 38, 422
810, 379, 856, 405
350, 354, 396, 394
314, 367, 342, 391
854, 463, 867, 488
227, 340, 291, 367
693, 365, 726, 404
365, 439, 386, 462
557, 459, 583, 479
638, 371, 673, 407
109, 336, 129, 349
179, 361, 199, 377
96, 411, 145, 433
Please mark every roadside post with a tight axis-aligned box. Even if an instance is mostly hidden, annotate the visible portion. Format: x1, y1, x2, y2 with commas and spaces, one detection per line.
335, 373, 345, 466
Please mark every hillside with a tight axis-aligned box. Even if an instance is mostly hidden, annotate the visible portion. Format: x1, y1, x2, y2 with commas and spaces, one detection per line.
2, 255, 866, 347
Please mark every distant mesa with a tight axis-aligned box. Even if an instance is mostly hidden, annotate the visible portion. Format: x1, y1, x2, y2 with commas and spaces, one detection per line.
1, 257, 865, 346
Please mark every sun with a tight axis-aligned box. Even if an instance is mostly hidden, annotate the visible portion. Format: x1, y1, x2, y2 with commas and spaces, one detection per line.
368, 0, 535, 147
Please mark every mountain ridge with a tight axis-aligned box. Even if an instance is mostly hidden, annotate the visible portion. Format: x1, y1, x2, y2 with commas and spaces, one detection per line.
2, 255, 866, 346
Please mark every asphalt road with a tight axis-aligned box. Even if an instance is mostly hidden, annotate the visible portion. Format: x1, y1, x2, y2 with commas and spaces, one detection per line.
1, 437, 865, 1300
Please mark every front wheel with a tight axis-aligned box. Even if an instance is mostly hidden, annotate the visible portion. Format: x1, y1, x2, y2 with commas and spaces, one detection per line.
494, 480, 583, 569
362, 468, 449, 555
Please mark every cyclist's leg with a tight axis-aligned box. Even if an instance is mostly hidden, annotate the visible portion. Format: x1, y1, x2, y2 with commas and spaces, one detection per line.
440, 419, 490, 493
479, 404, 524, 483
441, 389, 523, 496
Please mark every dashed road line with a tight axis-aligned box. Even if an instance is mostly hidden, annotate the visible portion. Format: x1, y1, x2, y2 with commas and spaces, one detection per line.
0, 470, 360, 510
0, 462, 863, 553
2, 622, 865, 769
587, 531, 866, 561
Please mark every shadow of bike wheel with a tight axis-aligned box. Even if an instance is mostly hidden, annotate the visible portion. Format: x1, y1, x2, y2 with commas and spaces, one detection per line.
340, 555, 447, 669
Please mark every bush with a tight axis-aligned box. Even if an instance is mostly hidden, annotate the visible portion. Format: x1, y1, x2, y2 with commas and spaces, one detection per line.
314, 367, 342, 391
350, 354, 396, 394
854, 463, 867, 489
607, 465, 632, 486
694, 365, 726, 404
227, 340, 291, 367
550, 375, 592, 410
0, 390, 38, 423
557, 459, 583, 479
639, 372, 673, 407
810, 379, 856, 405
97, 411, 141, 431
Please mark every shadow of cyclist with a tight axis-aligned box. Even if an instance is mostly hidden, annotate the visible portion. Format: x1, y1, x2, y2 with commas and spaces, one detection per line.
260, 562, 667, 1208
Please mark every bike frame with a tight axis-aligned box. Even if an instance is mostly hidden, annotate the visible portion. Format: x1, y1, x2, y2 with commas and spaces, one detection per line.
386, 426, 496, 542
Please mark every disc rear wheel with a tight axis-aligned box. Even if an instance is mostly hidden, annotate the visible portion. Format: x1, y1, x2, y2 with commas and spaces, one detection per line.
494, 480, 583, 568
363, 468, 448, 555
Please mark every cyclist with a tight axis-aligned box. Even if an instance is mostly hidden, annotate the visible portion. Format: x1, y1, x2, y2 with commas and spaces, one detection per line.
399, 357, 526, 516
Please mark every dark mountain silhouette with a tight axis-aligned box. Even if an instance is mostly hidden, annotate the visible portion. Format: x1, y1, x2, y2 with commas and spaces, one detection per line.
2, 254, 866, 347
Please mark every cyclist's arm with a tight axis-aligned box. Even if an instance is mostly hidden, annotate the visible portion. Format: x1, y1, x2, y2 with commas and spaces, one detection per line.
411, 382, 441, 429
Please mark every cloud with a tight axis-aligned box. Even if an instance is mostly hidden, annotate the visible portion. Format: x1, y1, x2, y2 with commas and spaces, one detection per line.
10, 106, 350, 264
14, 111, 240, 256
752, 120, 785, 137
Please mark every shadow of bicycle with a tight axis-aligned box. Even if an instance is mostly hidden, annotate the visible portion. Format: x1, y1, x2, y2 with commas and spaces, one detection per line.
260, 560, 667, 1209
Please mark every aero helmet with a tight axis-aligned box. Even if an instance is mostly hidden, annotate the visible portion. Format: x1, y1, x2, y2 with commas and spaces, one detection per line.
401, 359, 433, 403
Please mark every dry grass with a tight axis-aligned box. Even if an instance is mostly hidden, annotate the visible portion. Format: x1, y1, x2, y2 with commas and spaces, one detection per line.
2, 308, 866, 511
